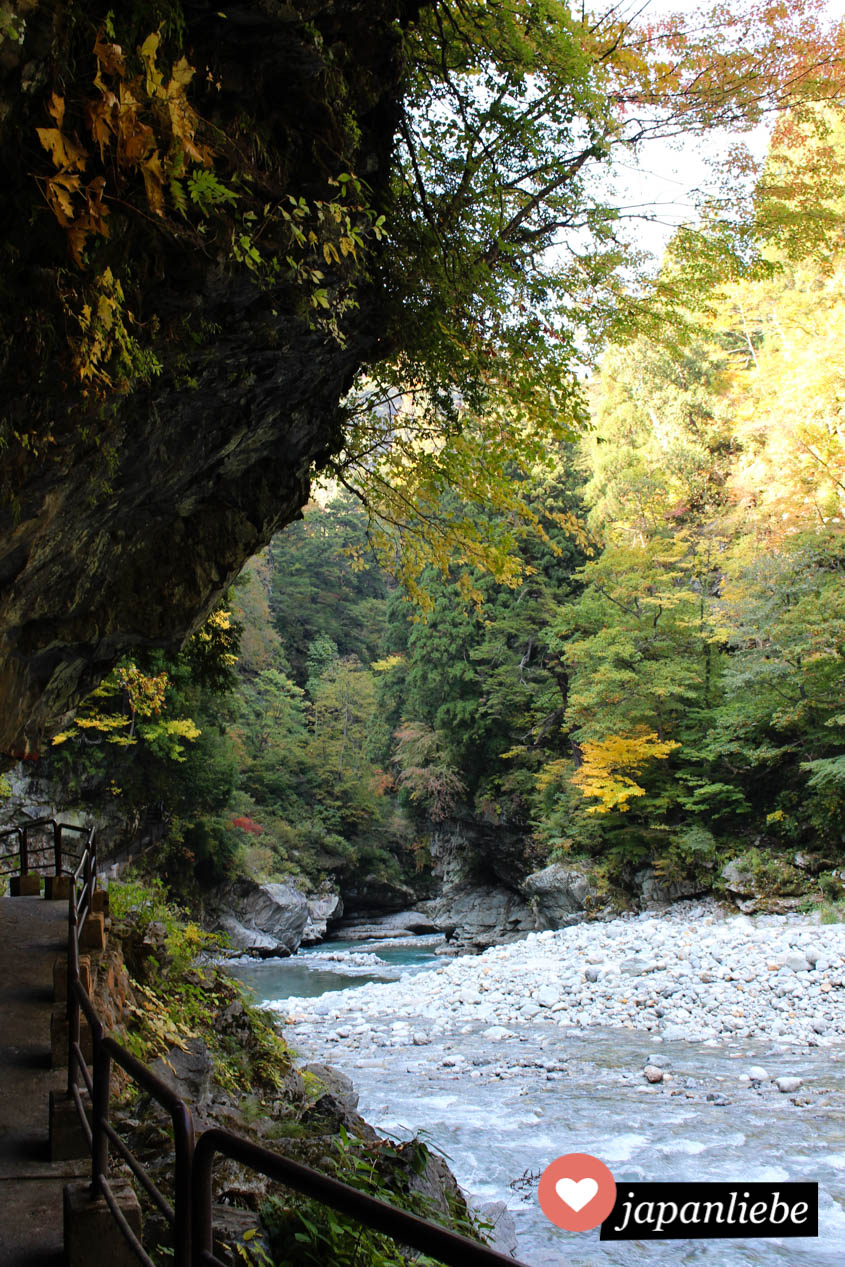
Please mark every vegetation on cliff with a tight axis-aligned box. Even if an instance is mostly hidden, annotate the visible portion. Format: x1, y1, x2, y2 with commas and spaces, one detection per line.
1, 0, 843, 754
106, 877, 487, 1265
2, 2, 845, 907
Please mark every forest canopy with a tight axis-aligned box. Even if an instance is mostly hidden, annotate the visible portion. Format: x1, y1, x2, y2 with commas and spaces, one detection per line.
1, 0, 844, 761
5, 0, 844, 541
41, 97, 845, 900
326, 0, 845, 589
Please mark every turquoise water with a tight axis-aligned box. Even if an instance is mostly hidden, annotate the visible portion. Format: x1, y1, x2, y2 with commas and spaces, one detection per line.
225, 935, 443, 1001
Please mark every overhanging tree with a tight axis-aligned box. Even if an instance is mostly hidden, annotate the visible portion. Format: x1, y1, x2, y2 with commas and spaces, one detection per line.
2, 0, 845, 752
328, 0, 845, 590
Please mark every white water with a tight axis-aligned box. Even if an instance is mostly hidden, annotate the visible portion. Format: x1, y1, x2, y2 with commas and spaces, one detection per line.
229, 915, 845, 1266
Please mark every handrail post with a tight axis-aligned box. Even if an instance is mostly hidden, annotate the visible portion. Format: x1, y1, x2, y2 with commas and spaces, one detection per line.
91, 1019, 110, 1195
67, 896, 80, 1097
20, 826, 28, 876
191, 1137, 214, 1267
83, 847, 93, 925
54, 820, 63, 875
172, 1104, 195, 1267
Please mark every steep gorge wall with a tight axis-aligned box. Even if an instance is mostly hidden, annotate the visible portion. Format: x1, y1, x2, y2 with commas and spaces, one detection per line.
0, 0, 416, 756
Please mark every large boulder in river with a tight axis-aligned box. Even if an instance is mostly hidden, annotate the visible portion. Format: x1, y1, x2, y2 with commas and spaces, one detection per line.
522, 862, 597, 927
427, 884, 535, 954
634, 866, 707, 906
337, 909, 440, 940
301, 885, 344, 945
212, 879, 308, 957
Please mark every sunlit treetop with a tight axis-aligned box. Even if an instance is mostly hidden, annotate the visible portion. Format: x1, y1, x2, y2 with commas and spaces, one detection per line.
325, 0, 845, 593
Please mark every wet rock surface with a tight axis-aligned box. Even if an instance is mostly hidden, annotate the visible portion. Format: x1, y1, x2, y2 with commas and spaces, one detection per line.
426, 883, 536, 955
209, 879, 309, 957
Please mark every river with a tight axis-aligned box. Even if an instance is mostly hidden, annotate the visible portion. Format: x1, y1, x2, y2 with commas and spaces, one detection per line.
226, 932, 845, 1266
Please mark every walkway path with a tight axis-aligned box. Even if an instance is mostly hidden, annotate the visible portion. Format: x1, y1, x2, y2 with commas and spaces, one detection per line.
0, 895, 87, 1266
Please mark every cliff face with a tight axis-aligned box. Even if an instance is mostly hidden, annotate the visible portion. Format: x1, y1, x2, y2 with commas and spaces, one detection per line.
0, 0, 414, 756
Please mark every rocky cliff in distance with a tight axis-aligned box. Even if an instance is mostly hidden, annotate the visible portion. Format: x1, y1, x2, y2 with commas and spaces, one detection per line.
0, 0, 416, 758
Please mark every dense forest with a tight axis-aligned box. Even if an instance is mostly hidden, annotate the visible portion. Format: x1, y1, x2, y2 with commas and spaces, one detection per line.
2, 0, 843, 758
2, 3, 844, 915
32, 108, 845, 911
3, 9, 845, 1267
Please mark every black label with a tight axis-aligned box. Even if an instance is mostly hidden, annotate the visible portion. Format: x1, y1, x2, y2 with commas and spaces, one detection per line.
600, 1182, 818, 1240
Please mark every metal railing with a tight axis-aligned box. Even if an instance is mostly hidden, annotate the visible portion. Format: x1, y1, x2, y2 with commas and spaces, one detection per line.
0, 816, 79, 883
5, 819, 530, 1267
66, 828, 196, 1267
192, 1129, 530, 1267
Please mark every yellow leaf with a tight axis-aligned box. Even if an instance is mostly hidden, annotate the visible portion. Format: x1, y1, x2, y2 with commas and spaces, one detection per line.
36, 127, 88, 172
166, 96, 210, 166
170, 57, 195, 88
97, 292, 115, 330
84, 176, 110, 236
47, 91, 65, 129
66, 224, 90, 268
87, 97, 116, 159
44, 171, 81, 225
571, 731, 680, 814
93, 35, 126, 79
139, 30, 165, 97
121, 116, 156, 165
371, 654, 404, 672
141, 150, 165, 216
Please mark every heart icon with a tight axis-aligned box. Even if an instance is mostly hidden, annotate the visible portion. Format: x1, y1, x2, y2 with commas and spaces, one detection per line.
555, 1176, 599, 1212
538, 1153, 617, 1231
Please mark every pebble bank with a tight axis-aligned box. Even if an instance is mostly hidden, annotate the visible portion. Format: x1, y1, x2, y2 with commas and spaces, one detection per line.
274, 901, 845, 1051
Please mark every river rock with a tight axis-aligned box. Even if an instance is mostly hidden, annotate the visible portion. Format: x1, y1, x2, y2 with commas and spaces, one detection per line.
212, 879, 308, 956
338, 909, 442, 941
151, 1037, 213, 1107
341, 876, 418, 915
721, 859, 756, 897
620, 956, 654, 976
470, 1200, 519, 1258
643, 1064, 664, 1083
301, 886, 344, 945
634, 866, 707, 905
427, 884, 535, 953
301, 1062, 359, 1113
776, 1076, 803, 1093
366, 909, 440, 934
522, 862, 597, 928
272, 899, 845, 1054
